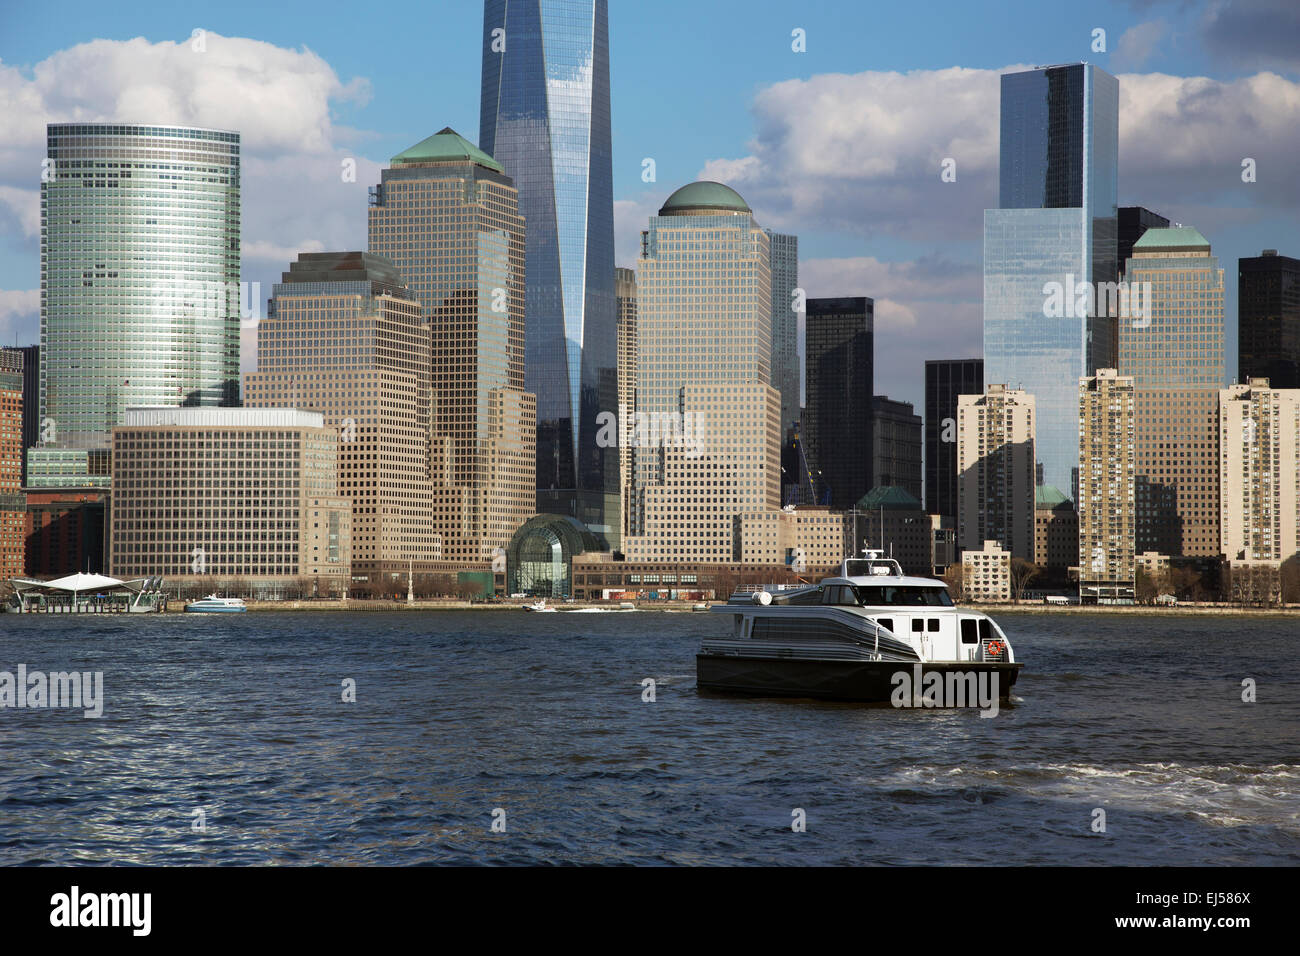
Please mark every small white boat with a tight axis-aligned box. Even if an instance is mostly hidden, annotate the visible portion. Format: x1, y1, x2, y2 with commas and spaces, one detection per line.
184, 594, 247, 613
521, 598, 557, 612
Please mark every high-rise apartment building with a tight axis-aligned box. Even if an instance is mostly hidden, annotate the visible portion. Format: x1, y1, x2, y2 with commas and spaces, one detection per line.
924, 358, 983, 518
1238, 250, 1300, 389
1219, 379, 1300, 561
766, 231, 800, 433
1078, 369, 1136, 597
871, 397, 923, 504
984, 64, 1119, 495
108, 407, 351, 595
1, 350, 24, 578
615, 267, 637, 546
623, 182, 780, 563
33, 123, 241, 488
367, 129, 537, 563
804, 297, 873, 510
244, 252, 444, 580
956, 384, 1036, 560
480, 0, 617, 541
0, 345, 39, 485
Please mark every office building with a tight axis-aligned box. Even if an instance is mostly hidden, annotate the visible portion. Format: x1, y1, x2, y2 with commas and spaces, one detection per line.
804, 297, 873, 510
366, 130, 537, 562
735, 506, 845, 570
1, 351, 23, 577
244, 252, 444, 581
1219, 379, 1300, 562
23, 488, 107, 576
1034, 485, 1078, 571
1078, 370, 1136, 599
984, 64, 1119, 495
0, 345, 39, 485
1118, 206, 1169, 277
108, 407, 351, 595
623, 182, 780, 563
924, 357, 983, 518
871, 397, 923, 503
957, 384, 1036, 559
766, 231, 800, 433
480, 0, 618, 541
1132, 388, 1220, 557
615, 267, 637, 546
1238, 250, 1300, 389
32, 123, 241, 488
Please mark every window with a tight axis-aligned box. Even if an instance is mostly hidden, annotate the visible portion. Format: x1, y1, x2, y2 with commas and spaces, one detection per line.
911, 618, 924, 632
876, 618, 894, 634
960, 619, 978, 644
927, 619, 940, 632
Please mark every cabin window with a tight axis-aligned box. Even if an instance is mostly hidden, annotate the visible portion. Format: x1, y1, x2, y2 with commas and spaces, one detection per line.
960, 619, 979, 644
927, 618, 940, 632
877, 618, 894, 634
911, 618, 924, 632
821, 587, 837, 605
979, 619, 992, 641
838, 588, 858, 606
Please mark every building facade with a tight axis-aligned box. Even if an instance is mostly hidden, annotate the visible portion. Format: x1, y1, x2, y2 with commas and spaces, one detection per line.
108, 407, 351, 595
1078, 370, 1136, 598
924, 357, 983, 519
1034, 484, 1078, 571
1238, 249, 1300, 390
479, 0, 618, 541
766, 231, 800, 434
1, 351, 24, 578
1118, 206, 1170, 277
623, 182, 780, 563
962, 540, 1012, 603
957, 384, 1036, 559
615, 266, 637, 547
804, 297, 873, 510
871, 396, 922, 503
1219, 379, 1300, 562
735, 506, 845, 571
23, 489, 106, 576
366, 129, 537, 563
0, 345, 39, 485
33, 123, 241, 488
984, 64, 1119, 496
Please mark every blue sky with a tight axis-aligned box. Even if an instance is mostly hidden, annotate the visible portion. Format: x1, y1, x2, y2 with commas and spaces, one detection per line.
2, 0, 1298, 411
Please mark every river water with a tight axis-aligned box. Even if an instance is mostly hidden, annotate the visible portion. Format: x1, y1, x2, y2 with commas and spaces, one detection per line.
0, 609, 1295, 865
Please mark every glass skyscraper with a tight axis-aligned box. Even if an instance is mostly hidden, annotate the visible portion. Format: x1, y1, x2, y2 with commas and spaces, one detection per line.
33, 123, 241, 487
984, 64, 1118, 497
480, 0, 617, 545
765, 230, 800, 434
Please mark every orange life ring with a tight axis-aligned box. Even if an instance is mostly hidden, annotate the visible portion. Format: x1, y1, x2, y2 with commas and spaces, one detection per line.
986, 640, 1003, 656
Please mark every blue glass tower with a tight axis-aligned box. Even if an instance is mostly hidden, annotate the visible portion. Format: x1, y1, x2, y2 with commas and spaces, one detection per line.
480, 0, 618, 546
983, 64, 1118, 499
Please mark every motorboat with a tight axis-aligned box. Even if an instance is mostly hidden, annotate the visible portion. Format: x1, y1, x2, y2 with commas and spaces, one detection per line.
522, 598, 557, 612
184, 595, 247, 613
699, 550, 1022, 704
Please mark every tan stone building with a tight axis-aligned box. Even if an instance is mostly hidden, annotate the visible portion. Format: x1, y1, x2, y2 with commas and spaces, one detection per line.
956, 384, 1036, 559
623, 182, 781, 563
1132, 388, 1221, 557
1034, 485, 1078, 571
1219, 378, 1300, 561
108, 407, 351, 596
1078, 369, 1136, 599
962, 540, 1011, 603
736, 506, 846, 569
367, 128, 535, 564
616, 266, 637, 545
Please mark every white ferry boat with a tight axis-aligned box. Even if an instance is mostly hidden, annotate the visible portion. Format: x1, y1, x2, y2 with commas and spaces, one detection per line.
521, 598, 557, 612
700, 551, 1021, 702
184, 595, 247, 613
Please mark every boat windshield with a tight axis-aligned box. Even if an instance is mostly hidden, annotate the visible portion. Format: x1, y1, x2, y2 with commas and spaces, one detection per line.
852, 585, 954, 607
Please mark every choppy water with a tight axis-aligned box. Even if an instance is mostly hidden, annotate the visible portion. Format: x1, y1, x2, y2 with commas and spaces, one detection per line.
0, 610, 1296, 865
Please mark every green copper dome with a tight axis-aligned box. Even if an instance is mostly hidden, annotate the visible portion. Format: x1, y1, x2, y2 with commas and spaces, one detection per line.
659, 181, 751, 216
391, 127, 504, 173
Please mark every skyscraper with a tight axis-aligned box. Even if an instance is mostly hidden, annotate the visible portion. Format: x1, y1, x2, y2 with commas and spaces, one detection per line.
1238, 249, 1300, 389
0, 350, 23, 578
871, 396, 923, 504
957, 384, 1036, 560
244, 252, 443, 579
623, 182, 779, 563
1219, 379, 1300, 562
924, 357, 983, 518
0, 345, 39, 485
766, 231, 800, 433
984, 64, 1118, 496
367, 129, 537, 563
1118, 206, 1169, 277
33, 123, 241, 488
804, 296, 873, 510
615, 267, 637, 547
480, 0, 617, 543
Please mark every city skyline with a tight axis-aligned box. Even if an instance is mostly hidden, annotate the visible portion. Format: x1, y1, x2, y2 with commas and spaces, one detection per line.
2, 1, 1298, 417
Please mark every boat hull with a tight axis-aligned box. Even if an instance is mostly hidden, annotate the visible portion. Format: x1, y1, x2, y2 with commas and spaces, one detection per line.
184, 605, 246, 613
696, 654, 1022, 703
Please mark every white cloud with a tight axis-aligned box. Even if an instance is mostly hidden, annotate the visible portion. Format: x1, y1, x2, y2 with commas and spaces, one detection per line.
1113, 19, 1171, 70
0, 289, 40, 344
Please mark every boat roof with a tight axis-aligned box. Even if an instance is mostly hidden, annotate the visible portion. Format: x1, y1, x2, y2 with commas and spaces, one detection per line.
827, 575, 952, 589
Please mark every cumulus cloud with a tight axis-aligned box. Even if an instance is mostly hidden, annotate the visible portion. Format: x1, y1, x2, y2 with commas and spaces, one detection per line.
0, 289, 40, 344
1113, 19, 1171, 69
